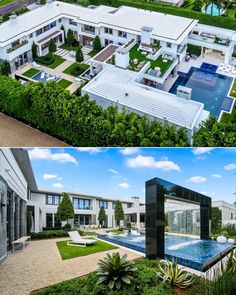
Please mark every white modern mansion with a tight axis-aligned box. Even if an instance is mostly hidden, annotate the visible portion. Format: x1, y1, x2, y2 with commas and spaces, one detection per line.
0, 1, 236, 138
0, 148, 235, 263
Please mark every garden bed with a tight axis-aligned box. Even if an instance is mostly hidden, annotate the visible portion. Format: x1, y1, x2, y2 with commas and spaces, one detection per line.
22, 68, 40, 78
57, 78, 72, 89
35, 54, 65, 69
63, 62, 89, 77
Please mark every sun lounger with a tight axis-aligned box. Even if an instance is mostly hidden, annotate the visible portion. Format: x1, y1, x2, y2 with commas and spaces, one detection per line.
131, 229, 140, 236
67, 231, 96, 247
32, 61, 41, 68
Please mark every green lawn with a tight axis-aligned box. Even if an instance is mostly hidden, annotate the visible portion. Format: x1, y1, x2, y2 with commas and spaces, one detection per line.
56, 240, 118, 260
22, 68, 40, 78
63, 62, 89, 77
221, 79, 236, 124
57, 79, 72, 89
59, 43, 78, 52
88, 50, 98, 57
46, 55, 65, 69
129, 45, 173, 75
0, 0, 14, 6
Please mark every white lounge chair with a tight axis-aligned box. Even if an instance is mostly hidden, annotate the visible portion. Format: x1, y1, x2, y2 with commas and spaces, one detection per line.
67, 231, 96, 247
32, 61, 41, 68
131, 229, 140, 236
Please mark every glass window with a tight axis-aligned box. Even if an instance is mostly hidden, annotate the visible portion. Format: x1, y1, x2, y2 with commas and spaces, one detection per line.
69, 19, 77, 26
73, 198, 91, 209
99, 200, 108, 209
73, 198, 79, 209
112, 202, 116, 209
127, 203, 132, 208
46, 213, 53, 228
167, 42, 172, 48
47, 195, 53, 205
58, 18, 62, 23
54, 196, 60, 205
104, 27, 113, 35
54, 214, 61, 228
118, 31, 127, 38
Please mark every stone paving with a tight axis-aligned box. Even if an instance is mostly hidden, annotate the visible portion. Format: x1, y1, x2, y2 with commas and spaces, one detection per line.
0, 238, 141, 295
0, 113, 68, 147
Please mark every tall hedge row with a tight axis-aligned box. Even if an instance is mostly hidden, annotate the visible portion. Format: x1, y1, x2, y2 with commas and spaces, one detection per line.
0, 75, 189, 146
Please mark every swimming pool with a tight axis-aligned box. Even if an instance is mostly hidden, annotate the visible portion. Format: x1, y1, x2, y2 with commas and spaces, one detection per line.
169, 66, 233, 117
202, 4, 224, 16
32, 71, 60, 83
98, 234, 233, 271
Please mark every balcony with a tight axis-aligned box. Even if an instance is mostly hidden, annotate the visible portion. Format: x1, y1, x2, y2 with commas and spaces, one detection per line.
189, 32, 231, 48
7, 40, 29, 53
81, 27, 95, 35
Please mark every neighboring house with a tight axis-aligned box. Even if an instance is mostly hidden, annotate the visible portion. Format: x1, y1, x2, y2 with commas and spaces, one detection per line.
212, 200, 236, 226
0, 148, 37, 263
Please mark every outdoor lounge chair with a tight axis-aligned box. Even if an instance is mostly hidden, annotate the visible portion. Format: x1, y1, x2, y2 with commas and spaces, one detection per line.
67, 231, 96, 247
131, 229, 140, 236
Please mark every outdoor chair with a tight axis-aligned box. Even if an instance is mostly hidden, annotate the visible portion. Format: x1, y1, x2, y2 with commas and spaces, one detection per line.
67, 231, 96, 247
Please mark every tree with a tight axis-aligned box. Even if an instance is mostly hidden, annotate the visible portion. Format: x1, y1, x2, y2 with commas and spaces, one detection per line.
76, 46, 84, 62
56, 193, 74, 225
32, 42, 38, 59
0, 61, 11, 76
93, 35, 101, 52
193, 116, 236, 147
66, 29, 74, 47
114, 200, 124, 226
48, 39, 57, 53
211, 207, 222, 232
60, 25, 66, 43
193, 0, 204, 11
76, 0, 90, 6
98, 206, 106, 227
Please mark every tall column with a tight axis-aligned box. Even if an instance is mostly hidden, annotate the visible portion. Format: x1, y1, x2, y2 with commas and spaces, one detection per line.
136, 212, 140, 228
10, 193, 15, 244
15, 195, 20, 240
20, 200, 27, 236
146, 178, 165, 259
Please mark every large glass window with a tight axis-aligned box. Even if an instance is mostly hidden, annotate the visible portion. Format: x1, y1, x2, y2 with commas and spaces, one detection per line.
46, 195, 61, 205
73, 198, 91, 209
118, 31, 127, 38
69, 19, 77, 26
54, 214, 61, 228
104, 27, 113, 35
46, 213, 53, 228
99, 200, 108, 209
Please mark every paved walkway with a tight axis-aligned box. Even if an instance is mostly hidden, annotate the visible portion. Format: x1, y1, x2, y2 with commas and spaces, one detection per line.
0, 113, 68, 147
0, 238, 140, 295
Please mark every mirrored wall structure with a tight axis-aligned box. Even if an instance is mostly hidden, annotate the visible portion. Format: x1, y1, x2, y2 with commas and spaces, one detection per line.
145, 177, 211, 259
165, 199, 200, 236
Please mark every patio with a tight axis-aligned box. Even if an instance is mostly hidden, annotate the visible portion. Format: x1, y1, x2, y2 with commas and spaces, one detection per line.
0, 237, 140, 295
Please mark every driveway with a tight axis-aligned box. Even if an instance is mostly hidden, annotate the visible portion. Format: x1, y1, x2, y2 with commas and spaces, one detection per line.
0, 113, 68, 147
0, 238, 141, 295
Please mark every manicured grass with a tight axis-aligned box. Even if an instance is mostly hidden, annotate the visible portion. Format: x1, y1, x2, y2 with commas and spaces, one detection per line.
0, 0, 14, 7
129, 45, 173, 75
22, 68, 40, 78
63, 62, 89, 77
229, 79, 236, 98
56, 239, 118, 260
88, 50, 98, 57
59, 43, 78, 52
46, 55, 65, 69
221, 79, 236, 124
57, 79, 72, 89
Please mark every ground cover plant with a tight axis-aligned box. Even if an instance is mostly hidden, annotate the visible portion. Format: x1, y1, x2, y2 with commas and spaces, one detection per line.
57, 79, 72, 89
22, 68, 40, 78
63, 62, 89, 76
35, 54, 65, 69
56, 240, 118, 259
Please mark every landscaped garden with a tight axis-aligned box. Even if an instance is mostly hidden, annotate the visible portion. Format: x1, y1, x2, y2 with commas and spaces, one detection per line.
57, 78, 73, 89
63, 62, 89, 77
129, 45, 173, 75
56, 239, 118, 260
31, 250, 236, 295
35, 54, 65, 69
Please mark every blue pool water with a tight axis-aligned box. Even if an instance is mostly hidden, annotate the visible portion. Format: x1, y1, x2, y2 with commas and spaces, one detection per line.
202, 4, 224, 16
32, 72, 60, 83
169, 67, 233, 117
99, 234, 233, 271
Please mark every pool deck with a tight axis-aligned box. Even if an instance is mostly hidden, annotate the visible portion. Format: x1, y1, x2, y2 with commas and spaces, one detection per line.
0, 237, 141, 295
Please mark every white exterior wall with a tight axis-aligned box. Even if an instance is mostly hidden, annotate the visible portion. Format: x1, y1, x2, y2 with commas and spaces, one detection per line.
213, 201, 236, 225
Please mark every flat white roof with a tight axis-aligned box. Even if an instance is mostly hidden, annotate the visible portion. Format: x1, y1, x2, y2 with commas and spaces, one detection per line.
0, 1, 198, 46
83, 67, 206, 130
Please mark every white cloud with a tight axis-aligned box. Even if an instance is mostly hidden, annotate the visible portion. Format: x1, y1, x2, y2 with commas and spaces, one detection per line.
127, 155, 180, 171
29, 148, 77, 164
76, 148, 103, 154
119, 148, 140, 156
43, 174, 58, 180
212, 174, 222, 178
224, 163, 236, 170
52, 183, 64, 188
108, 169, 119, 175
193, 148, 214, 156
56, 177, 62, 181
119, 182, 130, 189
187, 176, 207, 183
200, 191, 208, 195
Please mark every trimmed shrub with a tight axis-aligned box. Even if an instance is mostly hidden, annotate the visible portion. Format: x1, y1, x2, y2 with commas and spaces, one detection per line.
93, 35, 101, 52
30, 230, 69, 240
35, 53, 54, 65
187, 44, 202, 57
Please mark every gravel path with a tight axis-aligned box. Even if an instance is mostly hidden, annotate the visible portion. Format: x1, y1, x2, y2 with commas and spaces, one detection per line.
0, 113, 68, 147
0, 238, 140, 295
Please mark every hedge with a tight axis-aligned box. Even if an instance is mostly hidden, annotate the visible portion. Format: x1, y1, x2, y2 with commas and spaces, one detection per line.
88, 0, 236, 30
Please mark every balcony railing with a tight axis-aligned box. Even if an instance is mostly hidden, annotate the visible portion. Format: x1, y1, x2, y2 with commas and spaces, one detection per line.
7, 40, 29, 53
81, 27, 95, 34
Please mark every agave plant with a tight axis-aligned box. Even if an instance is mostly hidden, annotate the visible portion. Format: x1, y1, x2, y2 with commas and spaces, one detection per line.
156, 259, 195, 289
96, 252, 137, 290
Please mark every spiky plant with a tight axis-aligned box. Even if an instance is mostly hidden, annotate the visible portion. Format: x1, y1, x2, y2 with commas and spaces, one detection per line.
156, 259, 195, 289
96, 252, 137, 290
226, 247, 236, 274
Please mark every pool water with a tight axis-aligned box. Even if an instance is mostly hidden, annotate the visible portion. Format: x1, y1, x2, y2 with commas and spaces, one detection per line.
169, 67, 233, 117
99, 234, 233, 271
32, 71, 60, 83
202, 4, 224, 16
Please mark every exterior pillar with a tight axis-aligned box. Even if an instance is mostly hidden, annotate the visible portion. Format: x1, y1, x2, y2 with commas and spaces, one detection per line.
15, 195, 20, 240
136, 212, 140, 228
37, 44, 42, 57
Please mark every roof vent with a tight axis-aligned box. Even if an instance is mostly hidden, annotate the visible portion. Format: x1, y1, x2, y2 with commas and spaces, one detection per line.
125, 93, 128, 96
9, 15, 17, 24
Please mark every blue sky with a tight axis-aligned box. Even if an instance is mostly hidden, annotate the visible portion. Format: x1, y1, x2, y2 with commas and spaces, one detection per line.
28, 148, 236, 204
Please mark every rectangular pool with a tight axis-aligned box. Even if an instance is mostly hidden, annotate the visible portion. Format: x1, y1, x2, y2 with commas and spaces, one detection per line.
98, 234, 233, 271
169, 66, 233, 117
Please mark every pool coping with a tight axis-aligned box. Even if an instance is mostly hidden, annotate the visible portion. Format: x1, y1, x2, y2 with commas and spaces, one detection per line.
98, 234, 234, 272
